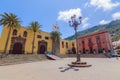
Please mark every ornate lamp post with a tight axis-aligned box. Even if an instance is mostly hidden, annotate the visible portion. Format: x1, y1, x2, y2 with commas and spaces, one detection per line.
69, 15, 82, 62
68, 15, 91, 67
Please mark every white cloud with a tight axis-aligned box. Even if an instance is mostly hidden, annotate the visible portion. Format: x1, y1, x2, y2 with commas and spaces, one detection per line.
58, 8, 82, 22
112, 12, 120, 20
82, 17, 90, 28
99, 20, 110, 25
58, 9, 90, 29
87, 0, 120, 11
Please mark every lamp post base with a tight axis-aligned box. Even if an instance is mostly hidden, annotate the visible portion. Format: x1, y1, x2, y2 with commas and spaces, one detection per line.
68, 61, 92, 67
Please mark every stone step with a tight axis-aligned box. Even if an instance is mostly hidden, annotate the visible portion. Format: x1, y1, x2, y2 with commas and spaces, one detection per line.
45, 54, 61, 60
71, 62, 87, 64
68, 63, 92, 67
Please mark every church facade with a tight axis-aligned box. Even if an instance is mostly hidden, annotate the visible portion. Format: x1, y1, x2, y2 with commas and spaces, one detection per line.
0, 26, 76, 54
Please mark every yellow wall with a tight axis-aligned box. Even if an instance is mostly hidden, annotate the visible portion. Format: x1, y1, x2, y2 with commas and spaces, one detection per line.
0, 26, 13, 53
0, 26, 53, 54
0, 26, 76, 54
60, 39, 69, 54
60, 39, 76, 54
24, 29, 52, 54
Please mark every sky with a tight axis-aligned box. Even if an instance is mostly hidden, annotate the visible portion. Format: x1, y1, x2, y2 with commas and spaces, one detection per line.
0, 0, 120, 38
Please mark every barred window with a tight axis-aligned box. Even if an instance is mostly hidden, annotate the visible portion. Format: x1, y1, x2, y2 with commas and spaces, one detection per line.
62, 41, 64, 48
45, 36, 49, 40
72, 42, 75, 47
12, 29, 17, 36
23, 31, 27, 37
66, 42, 68, 48
37, 35, 42, 38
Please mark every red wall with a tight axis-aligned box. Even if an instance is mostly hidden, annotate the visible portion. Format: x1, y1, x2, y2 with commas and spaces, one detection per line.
77, 30, 113, 53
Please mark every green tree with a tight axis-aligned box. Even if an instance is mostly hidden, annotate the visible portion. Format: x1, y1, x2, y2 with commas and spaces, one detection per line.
50, 31, 61, 55
28, 21, 41, 54
0, 12, 21, 54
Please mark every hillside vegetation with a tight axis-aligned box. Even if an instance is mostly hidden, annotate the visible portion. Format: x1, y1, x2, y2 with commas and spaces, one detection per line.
65, 19, 120, 42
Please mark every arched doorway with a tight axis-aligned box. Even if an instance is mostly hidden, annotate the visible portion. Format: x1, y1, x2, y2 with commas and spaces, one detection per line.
72, 47, 76, 54
82, 40, 85, 53
40, 45, 46, 54
38, 40, 47, 54
88, 42, 93, 53
12, 42, 23, 54
10, 35, 26, 54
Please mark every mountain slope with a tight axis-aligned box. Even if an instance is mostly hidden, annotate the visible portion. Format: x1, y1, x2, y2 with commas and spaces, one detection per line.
65, 19, 120, 41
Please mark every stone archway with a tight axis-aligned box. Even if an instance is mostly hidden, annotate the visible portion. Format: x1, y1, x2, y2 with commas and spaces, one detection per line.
88, 42, 93, 53
9, 35, 26, 54
39, 45, 46, 54
38, 40, 47, 54
12, 42, 23, 54
72, 47, 76, 54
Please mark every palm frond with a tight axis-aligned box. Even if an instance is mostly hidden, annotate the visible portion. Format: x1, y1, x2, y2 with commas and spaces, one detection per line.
51, 31, 61, 42
28, 21, 41, 32
0, 12, 21, 29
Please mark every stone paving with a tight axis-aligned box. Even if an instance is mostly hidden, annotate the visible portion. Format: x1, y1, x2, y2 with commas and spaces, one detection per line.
0, 58, 120, 80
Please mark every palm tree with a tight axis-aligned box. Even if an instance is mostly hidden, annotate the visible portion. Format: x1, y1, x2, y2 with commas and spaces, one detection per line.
50, 31, 61, 55
28, 21, 41, 54
0, 12, 21, 54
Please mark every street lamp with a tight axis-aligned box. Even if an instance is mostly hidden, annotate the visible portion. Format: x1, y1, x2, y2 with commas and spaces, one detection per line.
69, 15, 82, 62
68, 15, 91, 67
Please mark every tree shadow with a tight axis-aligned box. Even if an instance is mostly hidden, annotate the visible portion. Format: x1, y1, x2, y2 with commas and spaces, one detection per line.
59, 66, 79, 72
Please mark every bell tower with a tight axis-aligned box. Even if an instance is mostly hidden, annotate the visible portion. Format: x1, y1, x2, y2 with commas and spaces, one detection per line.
52, 24, 60, 33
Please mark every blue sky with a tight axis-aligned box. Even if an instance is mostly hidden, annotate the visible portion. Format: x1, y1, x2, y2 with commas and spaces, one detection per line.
0, 0, 120, 38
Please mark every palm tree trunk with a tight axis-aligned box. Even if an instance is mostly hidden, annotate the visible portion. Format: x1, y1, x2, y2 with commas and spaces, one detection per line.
55, 41, 57, 54
4, 26, 12, 54
32, 32, 36, 54
54, 40, 59, 55
52, 41, 55, 54
56, 40, 60, 55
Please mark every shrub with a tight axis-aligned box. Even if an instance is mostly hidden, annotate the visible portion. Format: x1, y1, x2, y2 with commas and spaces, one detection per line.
117, 50, 120, 55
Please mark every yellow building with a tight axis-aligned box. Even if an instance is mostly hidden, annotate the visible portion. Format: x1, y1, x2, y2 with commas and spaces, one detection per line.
0, 26, 76, 54
60, 39, 76, 54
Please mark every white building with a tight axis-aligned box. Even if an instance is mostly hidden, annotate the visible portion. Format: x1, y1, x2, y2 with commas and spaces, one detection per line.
52, 24, 60, 33
112, 39, 120, 49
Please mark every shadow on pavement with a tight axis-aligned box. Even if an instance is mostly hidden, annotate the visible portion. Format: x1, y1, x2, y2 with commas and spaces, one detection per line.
59, 66, 79, 72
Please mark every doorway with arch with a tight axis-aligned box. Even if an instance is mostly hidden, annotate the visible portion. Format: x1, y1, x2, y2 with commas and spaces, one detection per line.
10, 36, 26, 54
38, 40, 47, 54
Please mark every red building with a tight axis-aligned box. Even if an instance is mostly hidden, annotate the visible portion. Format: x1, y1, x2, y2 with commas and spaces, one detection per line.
77, 30, 113, 54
